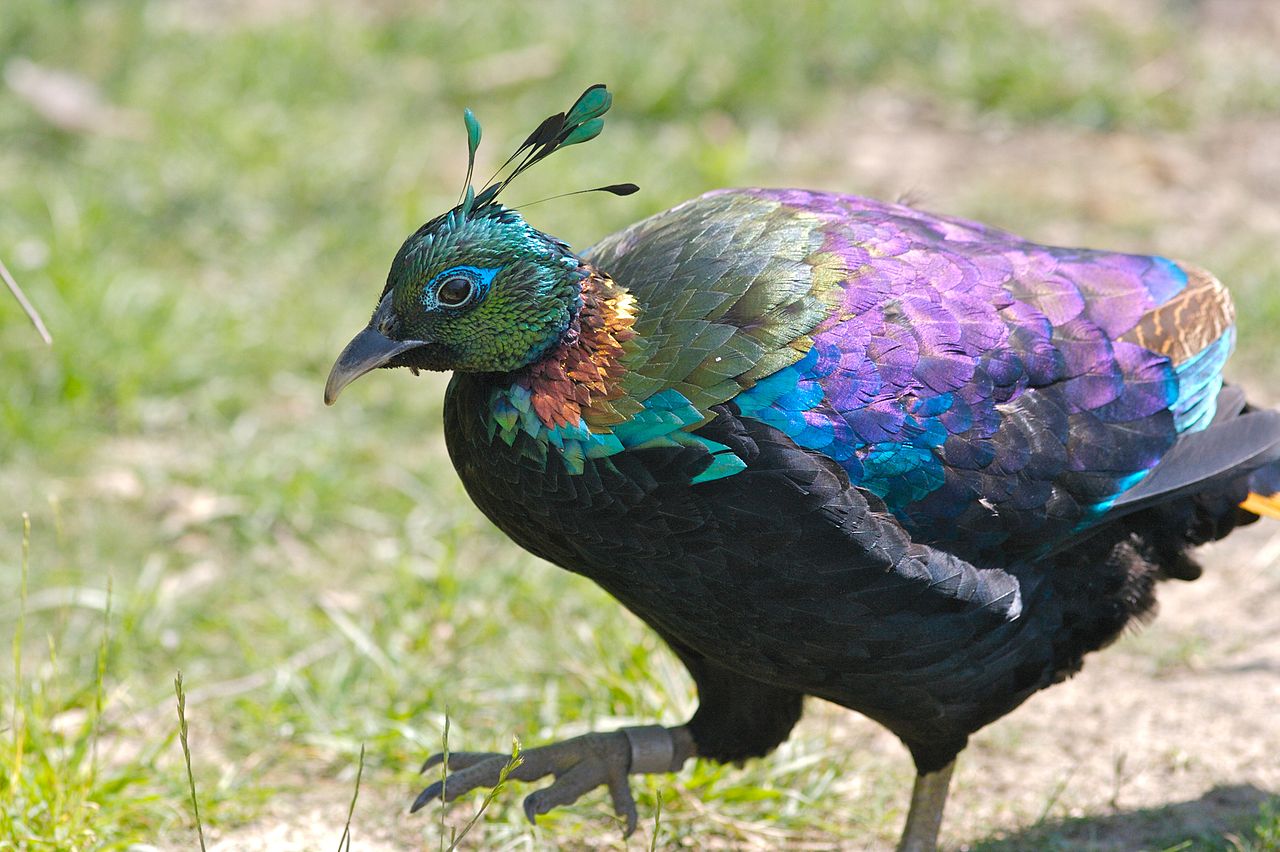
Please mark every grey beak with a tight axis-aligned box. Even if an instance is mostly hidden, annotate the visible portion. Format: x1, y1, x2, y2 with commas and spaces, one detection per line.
324, 325, 428, 405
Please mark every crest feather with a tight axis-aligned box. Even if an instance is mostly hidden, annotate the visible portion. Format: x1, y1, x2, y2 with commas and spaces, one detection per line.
458, 84, 634, 215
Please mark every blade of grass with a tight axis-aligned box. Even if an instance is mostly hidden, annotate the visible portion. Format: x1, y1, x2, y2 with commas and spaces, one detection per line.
1035, 767, 1077, 827
336, 743, 366, 852
649, 790, 663, 852
0, 257, 52, 344
447, 736, 523, 852
174, 671, 208, 852
318, 595, 395, 674
10, 514, 31, 789
89, 577, 112, 788
439, 710, 450, 852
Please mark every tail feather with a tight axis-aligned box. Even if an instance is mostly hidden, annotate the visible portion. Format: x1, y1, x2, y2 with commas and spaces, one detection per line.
1112, 410, 1280, 512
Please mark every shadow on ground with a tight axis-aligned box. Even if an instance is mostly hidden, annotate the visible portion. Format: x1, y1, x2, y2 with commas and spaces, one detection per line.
965, 784, 1278, 851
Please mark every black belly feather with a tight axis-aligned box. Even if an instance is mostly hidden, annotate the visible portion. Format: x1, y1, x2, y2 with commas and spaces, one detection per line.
444, 373, 1252, 772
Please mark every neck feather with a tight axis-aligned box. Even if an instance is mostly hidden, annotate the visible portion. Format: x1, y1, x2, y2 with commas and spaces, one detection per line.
517, 268, 638, 431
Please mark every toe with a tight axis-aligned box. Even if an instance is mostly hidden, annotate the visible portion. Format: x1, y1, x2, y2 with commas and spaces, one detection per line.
410, 780, 443, 813
411, 753, 523, 812
440, 755, 522, 800
419, 750, 503, 774
520, 761, 602, 825
606, 772, 639, 837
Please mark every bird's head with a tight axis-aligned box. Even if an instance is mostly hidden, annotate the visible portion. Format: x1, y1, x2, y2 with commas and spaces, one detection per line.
325, 85, 635, 405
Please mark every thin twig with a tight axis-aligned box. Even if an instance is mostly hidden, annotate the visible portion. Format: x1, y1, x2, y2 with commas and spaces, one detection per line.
0, 257, 52, 344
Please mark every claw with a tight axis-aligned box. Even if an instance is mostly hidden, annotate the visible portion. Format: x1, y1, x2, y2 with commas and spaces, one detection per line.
411, 751, 516, 812
410, 725, 693, 835
522, 794, 541, 826
410, 780, 442, 813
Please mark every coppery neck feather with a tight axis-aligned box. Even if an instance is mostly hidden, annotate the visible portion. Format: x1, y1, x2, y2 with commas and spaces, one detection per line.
517, 269, 638, 431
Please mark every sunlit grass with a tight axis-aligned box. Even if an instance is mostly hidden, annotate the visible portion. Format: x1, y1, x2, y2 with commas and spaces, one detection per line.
1, 519, 172, 849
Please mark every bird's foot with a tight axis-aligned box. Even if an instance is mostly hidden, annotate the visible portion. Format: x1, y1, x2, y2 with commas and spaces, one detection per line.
412, 724, 693, 836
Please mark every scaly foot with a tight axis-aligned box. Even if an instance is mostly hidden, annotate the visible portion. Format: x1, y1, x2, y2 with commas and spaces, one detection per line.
412, 724, 694, 836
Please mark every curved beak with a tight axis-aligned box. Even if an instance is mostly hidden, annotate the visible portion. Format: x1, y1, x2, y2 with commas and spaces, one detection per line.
324, 325, 429, 405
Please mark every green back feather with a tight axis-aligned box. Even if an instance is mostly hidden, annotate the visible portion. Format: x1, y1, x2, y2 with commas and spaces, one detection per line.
585, 191, 836, 420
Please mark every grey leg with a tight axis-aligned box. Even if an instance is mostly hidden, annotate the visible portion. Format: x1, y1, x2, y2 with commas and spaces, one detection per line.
897, 760, 955, 852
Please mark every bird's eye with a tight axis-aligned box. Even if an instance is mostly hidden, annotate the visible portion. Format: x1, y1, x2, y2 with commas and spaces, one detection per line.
436, 274, 475, 308
425, 265, 496, 311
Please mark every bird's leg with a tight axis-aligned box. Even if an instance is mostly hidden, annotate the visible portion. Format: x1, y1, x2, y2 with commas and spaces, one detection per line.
412, 724, 696, 836
896, 761, 955, 852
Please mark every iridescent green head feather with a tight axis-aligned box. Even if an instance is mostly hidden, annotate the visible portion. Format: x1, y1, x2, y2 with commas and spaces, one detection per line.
324, 84, 633, 404
380, 204, 586, 372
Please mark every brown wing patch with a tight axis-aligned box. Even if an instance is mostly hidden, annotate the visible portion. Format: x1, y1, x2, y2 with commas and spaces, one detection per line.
1119, 261, 1233, 365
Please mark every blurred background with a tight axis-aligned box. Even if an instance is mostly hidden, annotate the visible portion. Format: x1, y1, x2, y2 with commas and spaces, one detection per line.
2, 1, 1278, 849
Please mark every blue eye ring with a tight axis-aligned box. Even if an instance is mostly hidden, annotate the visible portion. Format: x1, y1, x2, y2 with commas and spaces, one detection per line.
425, 265, 498, 311
435, 271, 476, 307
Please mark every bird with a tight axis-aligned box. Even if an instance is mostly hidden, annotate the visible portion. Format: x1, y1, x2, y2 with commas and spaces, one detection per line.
324, 85, 1280, 851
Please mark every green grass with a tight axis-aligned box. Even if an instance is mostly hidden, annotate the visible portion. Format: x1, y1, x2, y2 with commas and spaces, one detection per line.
2, 0, 1279, 848
172, 672, 208, 852
1, 518, 165, 848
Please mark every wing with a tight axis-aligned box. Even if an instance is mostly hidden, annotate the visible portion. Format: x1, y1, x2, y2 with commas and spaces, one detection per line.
586, 188, 1269, 560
